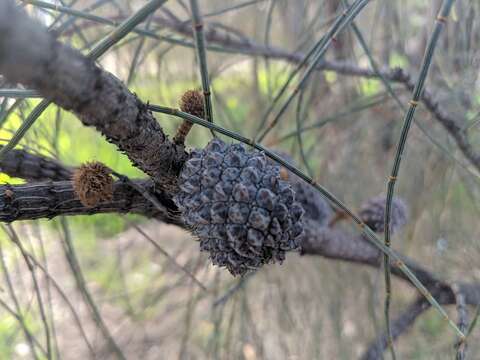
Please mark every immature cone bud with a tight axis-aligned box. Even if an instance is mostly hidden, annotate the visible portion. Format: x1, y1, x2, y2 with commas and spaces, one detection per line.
72, 161, 113, 207
359, 194, 408, 234
174, 139, 304, 276
174, 90, 205, 144
179, 89, 205, 119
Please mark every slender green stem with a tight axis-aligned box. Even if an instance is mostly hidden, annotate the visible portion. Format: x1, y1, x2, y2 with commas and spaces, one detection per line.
347, 3, 479, 356
348, 4, 478, 182
189, 0, 215, 137
21, 0, 163, 41
383, 0, 457, 355
466, 305, 480, 337
340, 0, 399, 355
202, 0, 266, 19
295, 88, 313, 177
254, 34, 321, 136
148, 103, 465, 339
127, 17, 153, 85
20, 0, 232, 55
0, 243, 42, 359
87, 0, 168, 59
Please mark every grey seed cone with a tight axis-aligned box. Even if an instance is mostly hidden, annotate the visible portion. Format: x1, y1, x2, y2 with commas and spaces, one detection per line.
174, 139, 304, 276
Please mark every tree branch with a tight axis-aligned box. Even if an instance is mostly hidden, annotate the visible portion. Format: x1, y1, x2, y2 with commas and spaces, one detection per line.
0, 1, 188, 192
0, 179, 180, 224
0, 147, 72, 181
2, 177, 479, 357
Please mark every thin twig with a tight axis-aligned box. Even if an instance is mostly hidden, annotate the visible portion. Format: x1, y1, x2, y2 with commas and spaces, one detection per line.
384, 0, 459, 353
189, 0, 215, 136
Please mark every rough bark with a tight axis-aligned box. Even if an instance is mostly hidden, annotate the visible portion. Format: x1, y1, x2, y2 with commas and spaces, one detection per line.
0, 1, 188, 192
0, 179, 180, 224
0, 147, 72, 181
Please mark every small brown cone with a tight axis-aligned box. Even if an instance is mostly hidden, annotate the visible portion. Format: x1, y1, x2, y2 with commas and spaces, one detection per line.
72, 161, 114, 207
173, 90, 205, 144
179, 89, 205, 119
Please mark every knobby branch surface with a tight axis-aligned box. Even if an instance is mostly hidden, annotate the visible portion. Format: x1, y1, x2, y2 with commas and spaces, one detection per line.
0, 180, 178, 224
0, 146, 73, 181
0, 1, 187, 192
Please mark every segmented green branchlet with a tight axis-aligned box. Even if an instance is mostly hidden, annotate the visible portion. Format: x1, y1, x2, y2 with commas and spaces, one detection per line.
344, 9, 479, 356
189, 0, 215, 137
340, 0, 403, 355
0, 0, 168, 162
256, 0, 371, 142
295, 88, 314, 177
148, 103, 466, 339
383, 0, 459, 354
344, 2, 468, 357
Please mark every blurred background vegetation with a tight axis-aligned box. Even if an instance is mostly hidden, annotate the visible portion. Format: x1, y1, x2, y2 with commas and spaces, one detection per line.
1, 0, 480, 359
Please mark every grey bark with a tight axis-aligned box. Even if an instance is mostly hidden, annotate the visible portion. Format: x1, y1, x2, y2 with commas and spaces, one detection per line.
0, 180, 180, 224
0, 1, 188, 192
0, 147, 72, 181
